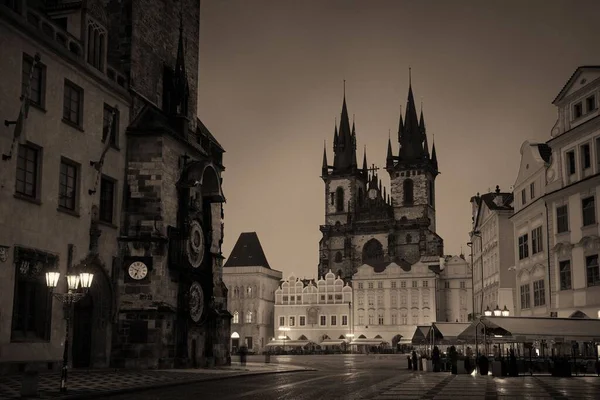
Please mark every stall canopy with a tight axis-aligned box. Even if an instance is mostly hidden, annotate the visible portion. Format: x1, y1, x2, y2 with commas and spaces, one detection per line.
411, 325, 443, 345
432, 322, 471, 344
265, 340, 311, 347
320, 339, 346, 346
349, 338, 388, 346
457, 316, 600, 342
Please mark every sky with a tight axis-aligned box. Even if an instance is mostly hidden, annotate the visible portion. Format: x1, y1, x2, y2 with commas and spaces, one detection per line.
197, 0, 600, 280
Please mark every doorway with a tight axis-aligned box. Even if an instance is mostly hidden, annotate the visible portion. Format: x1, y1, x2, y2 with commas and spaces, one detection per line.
231, 331, 240, 353
72, 294, 93, 368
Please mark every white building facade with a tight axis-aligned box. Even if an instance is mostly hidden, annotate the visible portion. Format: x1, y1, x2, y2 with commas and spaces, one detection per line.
545, 66, 600, 319
223, 233, 282, 354
470, 188, 516, 318
274, 271, 353, 345
511, 141, 552, 317
437, 255, 473, 323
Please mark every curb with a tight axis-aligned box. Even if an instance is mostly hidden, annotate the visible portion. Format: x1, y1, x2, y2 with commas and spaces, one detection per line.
45, 368, 316, 400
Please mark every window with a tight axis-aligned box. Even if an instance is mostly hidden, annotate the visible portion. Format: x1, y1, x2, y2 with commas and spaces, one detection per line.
330, 192, 334, 205
422, 280, 428, 288
299, 316, 306, 326
63, 80, 83, 126
400, 293, 407, 305
582, 197, 596, 226
279, 316, 285, 326
531, 226, 543, 254
336, 187, 344, 212
246, 311, 253, 323
403, 179, 414, 204
327, 294, 333, 301
247, 287, 252, 297
401, 313, 407, 325
233, 311, 239, 324
87, 20, 106, 71
289, 316, 295, 326
530, 182, 535, 199
378, 313, 384, 325
586, 95, 597, 112
368, 282, 373, 289
368, 314, 374, 325
368, 295, 374, 306
573, 102, 583, 119
358, 315, 364, 325
391, 281, 397, 289
556, 205, 569, 233
586, 255, 599, 287
521, 189, 526, 205
330, 315, 336, 326
400, 281, 406, 288
341, 315, 348, 326
412, 313, 418, 324
15, 144, 40, 199
559, 260, 572, 290
460, 281, 466, 289
566, 151, 576, 175
102, 104, 119, 148
245, 337, 253, 350
596, 137, 600, 167
377, 294, 383, 305
391, 313, 397, 325
11, 257, 52, 341
444, 281, 450, 289
358, 282, 363, 289
581, 143, 591, 170
99, 177, 115, 223
282, 295, 288, 302
58, 160, 78, 211
533, 280, 545, 307
320, 315, 326, 326
22, 53, 45, 107
297, 295, 302, 301
520, 284, 530, 309
518, 234, 529, 260
377, 281, 383, 289
412, 281, 417, 288
358, 295, 364, 306
391, 294, 397, 306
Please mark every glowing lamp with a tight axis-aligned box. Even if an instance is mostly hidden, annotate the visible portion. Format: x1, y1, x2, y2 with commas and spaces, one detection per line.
66, 274, 80, 291
484, 306, 492, 316
79, 272, 94, 289
493, 305, 502, 317
502, 305, 510, 317
45, 271, 60, 288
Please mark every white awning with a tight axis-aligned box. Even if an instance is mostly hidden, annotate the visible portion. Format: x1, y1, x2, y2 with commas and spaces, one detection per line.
320, 339, 346, 345
457, 316, 600, 342
432, 322, 471, 343
265, 340, 311, 347
350, 338, 388, 346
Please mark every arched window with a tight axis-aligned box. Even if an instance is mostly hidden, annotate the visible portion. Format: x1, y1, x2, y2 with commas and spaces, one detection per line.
247, 286, 252, 297
362, 239, 384, 265
403, 179, 414, 204
246, 311, 253, 323
336, 187, 344, 212
86, 20, 106, 71
233, 311, 239, 324
335, 251, 343, 263
234, 287, 239, 298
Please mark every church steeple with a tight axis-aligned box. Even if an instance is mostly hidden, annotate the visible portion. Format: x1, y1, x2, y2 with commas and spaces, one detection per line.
362, 146, 368, 174
386, 136, 394, 168
173, 12, 189, 117
431, 137, 438, 171
351, 118, 358, 169
420, 107, 430, 158
322, 141, 328, 176
398, 81, 421, 162
397, 105, 404, 143
332, 82, 358, 174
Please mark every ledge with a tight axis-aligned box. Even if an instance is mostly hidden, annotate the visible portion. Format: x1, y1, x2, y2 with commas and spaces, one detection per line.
13, 193, 41, 205
57, 206, 80, 218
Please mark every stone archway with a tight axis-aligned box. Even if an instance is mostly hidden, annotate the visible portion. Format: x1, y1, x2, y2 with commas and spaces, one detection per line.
72, 255, 114, 368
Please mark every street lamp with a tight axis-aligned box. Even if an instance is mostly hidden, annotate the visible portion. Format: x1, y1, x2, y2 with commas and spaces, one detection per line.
346, 333, 355, 354
493, 305, 501, 317
45, 267, 94, 393
484, 306, 492, 317
501, 305, 510, 317
467, 229, 481, 320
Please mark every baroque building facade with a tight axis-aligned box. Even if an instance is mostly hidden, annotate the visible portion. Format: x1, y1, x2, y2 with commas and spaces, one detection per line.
0, 0, 130, 372
511, 141, 552, 317
437, 255, 473, 323
318, 82, 443, 283
223, 232, 282, 354
469, 187, 516, 318
544, 66, 600, 319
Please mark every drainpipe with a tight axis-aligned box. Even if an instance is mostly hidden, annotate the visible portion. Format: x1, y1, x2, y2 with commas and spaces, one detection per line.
545, 201, 552, 312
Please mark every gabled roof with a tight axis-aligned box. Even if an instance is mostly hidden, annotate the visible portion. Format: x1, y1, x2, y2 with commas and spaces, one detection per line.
223, 232, 271, 269
197, 118, 225, 152
552, 66, 600, 105
480, 192, 514, 211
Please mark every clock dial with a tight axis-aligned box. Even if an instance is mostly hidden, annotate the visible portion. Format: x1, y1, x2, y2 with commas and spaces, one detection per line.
189, 282, 204, 322
128, 261, 148, 280
368, 188, 378, 199
187, 220, 205, 268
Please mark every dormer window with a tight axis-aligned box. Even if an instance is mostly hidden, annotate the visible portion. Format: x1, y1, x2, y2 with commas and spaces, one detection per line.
586, 95, 597, 113
86, 20, 106, 72
573, 102, 583, 119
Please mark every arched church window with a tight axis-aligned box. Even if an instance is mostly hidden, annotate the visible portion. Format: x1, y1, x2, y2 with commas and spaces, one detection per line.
233, 311, 239, 324
403, 179, 414, 204
86, 19, 106, 71
336, 187, 344, 212
362, 239, 384, 265
246, 311, 253, 323
335, 252, 343, 263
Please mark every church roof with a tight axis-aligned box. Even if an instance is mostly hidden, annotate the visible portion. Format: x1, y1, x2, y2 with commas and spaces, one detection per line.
223, 232, 271, 269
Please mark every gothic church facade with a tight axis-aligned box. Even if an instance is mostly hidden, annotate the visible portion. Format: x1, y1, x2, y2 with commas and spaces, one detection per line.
319, 83, 444, 282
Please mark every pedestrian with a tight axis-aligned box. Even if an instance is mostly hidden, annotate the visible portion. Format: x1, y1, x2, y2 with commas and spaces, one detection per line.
239, 344, 248, 367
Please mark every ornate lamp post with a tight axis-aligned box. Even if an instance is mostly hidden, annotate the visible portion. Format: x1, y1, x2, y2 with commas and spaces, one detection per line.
45, 268, 94, 393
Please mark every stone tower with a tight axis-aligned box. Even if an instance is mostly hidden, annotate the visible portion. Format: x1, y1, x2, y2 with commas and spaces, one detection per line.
106, 0, 230, 369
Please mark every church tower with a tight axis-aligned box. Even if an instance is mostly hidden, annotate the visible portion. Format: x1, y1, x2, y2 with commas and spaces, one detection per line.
387, 79, 439, 233
319, 90, 368, 280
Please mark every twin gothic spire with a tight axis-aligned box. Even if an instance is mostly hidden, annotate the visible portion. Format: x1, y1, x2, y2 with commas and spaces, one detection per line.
323, 76, 438, 178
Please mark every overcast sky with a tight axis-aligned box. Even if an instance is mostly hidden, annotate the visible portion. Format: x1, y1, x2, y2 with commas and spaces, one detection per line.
197, 0, 600, 280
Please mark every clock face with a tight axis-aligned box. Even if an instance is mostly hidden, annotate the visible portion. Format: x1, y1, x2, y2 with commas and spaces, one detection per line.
187, 220, 205, 268
368, 188, 378, 199
189, 281, 204, 322
128, 261, 148, 280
